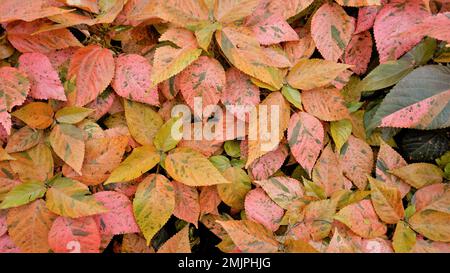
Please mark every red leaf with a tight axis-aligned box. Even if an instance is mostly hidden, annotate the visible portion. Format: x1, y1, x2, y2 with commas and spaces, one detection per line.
311, 2, 355, 61
244, 188, 284, 232
0, 0, 70, 23
173, 181, 200, 227
373, 0, 430, 63
93, 191, 140, 236
68, 45, 115, 106
48, 216, 101, 253
343, 31, 373, 75
112, 54, 159, 106
287, 112, 324, 176
199, 186, 221, 216
249, 143, 289, 181
18, 52, 66, 101
355, 6, 380, 34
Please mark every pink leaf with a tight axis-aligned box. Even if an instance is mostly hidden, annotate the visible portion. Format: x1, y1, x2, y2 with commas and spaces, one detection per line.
355, 6, 380, 34
312, 144, 345, 197
112, 54, 159, 106
86, 91, 116, 121
173, 181, 200, 227
283, 27, 316, 65
343, 31, 373, 75
93, 191, 140, 236
311, 2, 355, 61
249, 143, 289, 180
244, 188, 284, 232
361, 238, 394, 253
178, 56, 225, 112
413, 183, 446, 212
18, 52, 66, 101
287, 112, 324, 176
373, 0, 430, 63
48, 216, 101, 253
0, 234, 21, 253
199, 186, 221, 216
0, 210, 6, 237
302, 87, 350, 121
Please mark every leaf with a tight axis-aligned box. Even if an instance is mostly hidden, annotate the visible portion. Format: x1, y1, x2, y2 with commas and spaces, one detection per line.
6, 199, 56, 253
413, 183, 446, 212
326, 228, 361, 253
409, 210, 450, 242
153, 116, 182, 152
151, 28, 202, 85
355, 6, 379, 34
215, 26, 283, 90
358, 58, 414, 92
339, 135, 374, 190
217, 167, 252, 211
0, 181, 47, 209
311, 2, 355, 61
302, 87, 350, 121
193, 21, 221, 51
343, 31, 373, 75
0, 0, 71, 23
46, 177, 108, 218
283, 238, 318, 253
389, 163, 444, 189
334, 0, 381, 7
281, 85, 302, 110
48, 216, 101, 253
60, 0, 99, 13
124, 99, 163, 146
11, 102, 53, 129
369, 177, 404, 224
376, 139, 410, 197
49, 124, 85, 175
178, 56, 225, 112
55, 106, 94, 124
244, 188, 284, 232
288, 111, 324, 176
18, 52, 66, 101
93, 191, 139, 235
10, 143, 54, 181
67, 45, 115, 106
249, 143, 288, 181
411, 237, 450, 253
312, 144, 345, 197
209, 155, 232, 172
330, 119, 352, 153
105, 145, 161, 184
157, 225, 191, 253
121, 233, 154, 253
373, 0, 430, 63
5, 126, 43, 153
331, 189, 371, 210
217, 220, 279, 253
246, 92, 290, 167
214, 0, 260, 24
112, 54, 159, 106
392, 220, 416, 253
287, 59, 351, 90
370, 65, 450, 130
334, 199, 387, 238
165, 147, 230, 187
173, 181, 200, 227
303, 199, 336, 240
154, 0, 208, 27
255, 177, 303, 209
133, 174, 175, 245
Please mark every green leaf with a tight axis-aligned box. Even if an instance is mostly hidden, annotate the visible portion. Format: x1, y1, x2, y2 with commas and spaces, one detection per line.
392, 221, 416, 253
55, 106, 94, 124
404, 37, 437, 66
153, 116, 183, 152
330, 119, 352, 153
281, 85, 302, 110
0, 181, 47, 209
209, 155, 232, 172
224, 140, 240, 158
105, 145, 161, 184
302, 177, 326, 199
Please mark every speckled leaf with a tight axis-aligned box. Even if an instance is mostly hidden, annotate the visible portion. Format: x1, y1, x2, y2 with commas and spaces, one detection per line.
46, 177, 108, 218
10, 143, 54, 181
124, 99, 163, 146
288, 112, 324, 176
330, 119, 352, 153
112, 54, 159, 106
105, 145, 160, 184
0, 0, 71, 23
214, 0, 260, 24
49, 124, 85, 175
165, 147, 230, 187
373, 0, 430, 62
343, 31, 373, 75
157, 225, 191, 253
335, 0, 381, 7
11, 102, 53, 129
283, 27, 315, 65
312, 144, 345, 197
409, 210, 450, 242
48, 216, 101, 253
199, 186, 221, 216
410, 237, 450, 253
311, 2, 355, 61
389, 163, 444, 189
255, 177, 303, 209
0, 181, 47, 209
287, 59, 351, 90
355, 6, 379, 34
303, 199, 336, 240
392, 220, 416, 253
326, 227, 361, 253
340, 135, 374, 190
217, 220, 279, 253
6, 199, 56, 253
334, 199, 387, 238
249, 143, 288, 181
302, 87, 350, 121
244, 188, 284, 232
413, 183, 446, 212
217, 167, 252, 211
67, 45, 115, 106
369, 177, 404, 224
133, 174, 175, 245
173, 181, 200, 227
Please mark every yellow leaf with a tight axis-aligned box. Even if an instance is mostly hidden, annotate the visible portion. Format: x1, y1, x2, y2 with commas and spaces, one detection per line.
284, 238, 319, 253
369, 176, 404, 224
165, 147, 230, 186
49, 124, 85, 175
10, 143, 54, 181
389, 163, 444, 189
124, 99, 163, 146
105, 145, 161, 184
286, 59, 351, 90
157, 225, 191, 253
214, 0, 260, 24
11, 102, 54, 129
153, 116, 183, 152
409, 210, 450, 242
392, 221, 416, 253
217, 167, 252, 210
0, 146, 14, 161
55, 106, 93, 124
330, 119, 352, 153
133, 174, 175, 245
